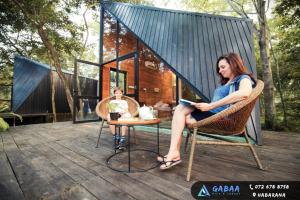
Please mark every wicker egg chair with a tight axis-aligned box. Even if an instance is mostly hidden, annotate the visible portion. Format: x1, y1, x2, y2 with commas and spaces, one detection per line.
185, 80, 264, 181
95, 96, 140, 148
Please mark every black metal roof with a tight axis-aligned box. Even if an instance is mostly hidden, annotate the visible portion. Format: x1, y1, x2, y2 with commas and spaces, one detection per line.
102, 2, 261, 144
103, 2, 256, 101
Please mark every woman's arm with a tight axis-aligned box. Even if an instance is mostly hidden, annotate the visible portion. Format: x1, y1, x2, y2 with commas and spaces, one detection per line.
192, 78, 253, 111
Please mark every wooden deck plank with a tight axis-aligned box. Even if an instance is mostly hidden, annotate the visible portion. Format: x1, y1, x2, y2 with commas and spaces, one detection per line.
52, 135, 202, 198
22, 144, 97, 183
1, 122, 299, 200
191, 144, 300, 177
90, 164, 173, 200
0, 134, 3, 152
81, 176, 136, 200
127, 172, 193, 200
60, 127, 280, 182
57, 136, 110, 164
9, 133, 104, 200
57, 129, 229, 189
18, 144, 118, 200
54, 134, 180, 199
108, 130, 300, 181
2, 132, 92, 200
59, 184, 99, 200
46, 142, 100, 169
183, 135, 300, 172
72, 125, 297, 178
16, 136, 137, 200
53, 136, 174, 199
2, 133, 62, 200
46, 138, 173, 199
0, 147, 25, 200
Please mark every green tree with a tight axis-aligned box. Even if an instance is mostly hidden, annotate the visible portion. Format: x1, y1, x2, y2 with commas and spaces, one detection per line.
185, 0, 234, 15
0, 0, 87, 115
0, 0, 151, 119
271, 0, 300, 131
182, 0, 276, 129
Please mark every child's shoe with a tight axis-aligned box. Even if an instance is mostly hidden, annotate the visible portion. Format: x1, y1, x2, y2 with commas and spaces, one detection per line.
112, 135, 119, 149
118, 136, 126, 150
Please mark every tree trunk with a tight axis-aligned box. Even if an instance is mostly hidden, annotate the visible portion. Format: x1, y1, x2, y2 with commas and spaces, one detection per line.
270, 43, 288, 128
37, 26, 74, 115
50, 68, 57, 122
257, 0, 276, 129
76, 7, 91, 118
77, 74, 83, 117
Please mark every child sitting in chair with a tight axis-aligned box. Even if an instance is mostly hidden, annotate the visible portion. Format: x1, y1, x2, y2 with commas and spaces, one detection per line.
107, 87, 131, 149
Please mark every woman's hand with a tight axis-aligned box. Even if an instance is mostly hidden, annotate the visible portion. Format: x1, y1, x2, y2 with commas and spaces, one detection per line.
191, 102, 212, 112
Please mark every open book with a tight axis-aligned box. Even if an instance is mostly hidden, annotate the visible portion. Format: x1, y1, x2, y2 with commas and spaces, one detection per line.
179, 99, 196, 107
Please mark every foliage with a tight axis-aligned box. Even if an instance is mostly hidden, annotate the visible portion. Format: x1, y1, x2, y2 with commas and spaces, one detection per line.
0, 0, 89, 101
0, 118, 9, 132
0, 103, 22, 132
115, 0, 153, 5
0, 0, 99, 115
0, 0, 86, 67
184, 0, 234, 15
270, 0, 300, 131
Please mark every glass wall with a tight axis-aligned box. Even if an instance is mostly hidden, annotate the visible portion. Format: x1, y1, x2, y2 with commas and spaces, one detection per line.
74, 61, 100, 122
103, 11, 117, 63
101, 10, 206, 129
110, 68, 127, 96
138, 43, 176, 128
118, 23, 137, 57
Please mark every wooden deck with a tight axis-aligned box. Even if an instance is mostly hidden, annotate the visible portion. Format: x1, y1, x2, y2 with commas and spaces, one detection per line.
1, 122, 299, 200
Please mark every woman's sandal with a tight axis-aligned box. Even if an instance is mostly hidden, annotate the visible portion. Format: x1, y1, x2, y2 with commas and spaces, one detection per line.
157, 155, 167, 162
160, 159, 182, 170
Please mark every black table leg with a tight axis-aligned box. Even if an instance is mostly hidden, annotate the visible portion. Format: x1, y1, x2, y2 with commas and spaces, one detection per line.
157, 123, 160, 155
114, 126, 117, 154
128, 125, 131, 172
106, 122, 161, 173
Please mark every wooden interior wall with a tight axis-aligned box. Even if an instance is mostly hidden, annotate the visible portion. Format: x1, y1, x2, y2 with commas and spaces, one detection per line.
102, 61, 174, 107
102, 34, 174, 107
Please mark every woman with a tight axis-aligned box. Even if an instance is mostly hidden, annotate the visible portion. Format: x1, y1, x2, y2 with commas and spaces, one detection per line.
159, 52, 255, 170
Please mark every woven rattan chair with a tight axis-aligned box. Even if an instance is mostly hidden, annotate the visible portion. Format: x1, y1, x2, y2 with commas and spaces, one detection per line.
185, 80, 264, 181
95, 96, 140, 148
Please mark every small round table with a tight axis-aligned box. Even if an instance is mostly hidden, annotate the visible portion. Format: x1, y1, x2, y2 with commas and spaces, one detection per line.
106, 118, 161, 173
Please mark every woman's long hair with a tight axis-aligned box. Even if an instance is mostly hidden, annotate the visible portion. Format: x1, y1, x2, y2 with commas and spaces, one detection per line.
216, 53, 253, 85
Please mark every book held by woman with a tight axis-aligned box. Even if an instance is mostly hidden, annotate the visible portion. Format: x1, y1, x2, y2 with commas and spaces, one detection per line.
179, 99, 195, 107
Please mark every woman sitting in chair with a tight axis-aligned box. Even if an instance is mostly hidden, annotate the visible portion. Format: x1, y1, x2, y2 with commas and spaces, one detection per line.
158, 52, 256, 170
108, 87, 131, 149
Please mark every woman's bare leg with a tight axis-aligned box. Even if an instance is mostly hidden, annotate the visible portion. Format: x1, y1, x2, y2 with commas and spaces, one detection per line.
164, 105, 194, 162
175, 114, 196, 150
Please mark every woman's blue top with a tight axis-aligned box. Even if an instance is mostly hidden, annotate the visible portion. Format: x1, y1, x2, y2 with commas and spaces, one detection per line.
210, 74, 255, 113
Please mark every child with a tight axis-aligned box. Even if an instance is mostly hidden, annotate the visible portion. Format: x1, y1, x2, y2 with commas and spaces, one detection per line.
107, 87, 131, 149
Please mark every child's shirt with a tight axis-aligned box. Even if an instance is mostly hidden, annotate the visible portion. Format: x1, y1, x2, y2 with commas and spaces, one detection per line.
109, 99, 129, 113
